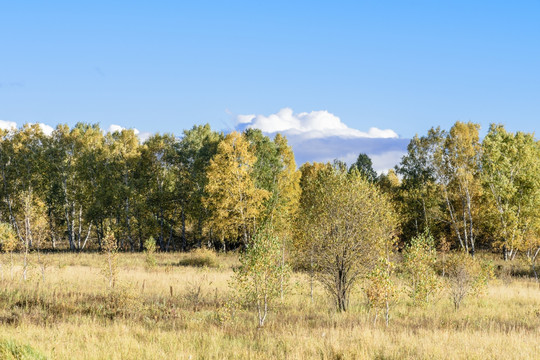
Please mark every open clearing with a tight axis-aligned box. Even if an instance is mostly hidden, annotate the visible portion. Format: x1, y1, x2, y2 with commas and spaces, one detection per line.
0, 252, 539, 360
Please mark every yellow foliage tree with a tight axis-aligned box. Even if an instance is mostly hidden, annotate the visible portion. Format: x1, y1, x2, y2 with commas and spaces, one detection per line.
434, 122, 482, 255
204, 132, 269, 247
271, 134, 301, 298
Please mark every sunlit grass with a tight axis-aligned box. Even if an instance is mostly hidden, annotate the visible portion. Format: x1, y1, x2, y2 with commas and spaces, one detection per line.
0, 252, 538, 359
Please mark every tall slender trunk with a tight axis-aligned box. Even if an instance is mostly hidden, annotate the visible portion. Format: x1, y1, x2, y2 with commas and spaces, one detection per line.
243, 226, 248, 246
181, 204, 186, 251
124, 171, 133, 251
137, 210, 144, 252
159, 208, 164, 250
97, 219, 103, 251
77, 206, 83, 250
167, 216, 174, 251
197, 217, 203, 248
280, 238, 285, 300
310, 249, 314, 303
2, 167, 23, 243
336, 263, 347, 312
125, 197, 133, 251
47, 206, 56, 249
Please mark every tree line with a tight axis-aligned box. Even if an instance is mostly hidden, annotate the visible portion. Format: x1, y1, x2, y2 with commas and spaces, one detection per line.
393, 122, 540, 265
0, 123, 300, 253
0, 121, 539, 267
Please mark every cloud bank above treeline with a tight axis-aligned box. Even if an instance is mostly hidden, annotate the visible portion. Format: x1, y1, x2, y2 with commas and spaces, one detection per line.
235, 108, 408, 172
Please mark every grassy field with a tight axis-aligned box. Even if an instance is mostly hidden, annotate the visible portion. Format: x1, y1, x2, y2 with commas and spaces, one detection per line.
0, 251, 539, 359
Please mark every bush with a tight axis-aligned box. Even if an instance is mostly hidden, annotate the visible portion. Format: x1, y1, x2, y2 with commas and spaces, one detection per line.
402, 232, 442, 306
365, 257, 397, 326
232, 226, 289, 327
178, 248, 220, 268
446, 253, 494, 309
144, 236, 157, 269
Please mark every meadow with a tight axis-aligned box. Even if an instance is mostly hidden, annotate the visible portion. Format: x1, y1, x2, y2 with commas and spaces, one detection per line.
0, 251, 539, 360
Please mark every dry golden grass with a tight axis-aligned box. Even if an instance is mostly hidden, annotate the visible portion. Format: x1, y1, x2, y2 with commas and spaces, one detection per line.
0, 251, 539, 359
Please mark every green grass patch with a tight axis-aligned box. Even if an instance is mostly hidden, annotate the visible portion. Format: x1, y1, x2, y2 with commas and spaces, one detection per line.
0, 339, 47, 360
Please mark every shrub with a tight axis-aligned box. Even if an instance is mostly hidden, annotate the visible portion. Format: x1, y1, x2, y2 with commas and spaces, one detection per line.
365, 257, 397, 326
144, 236, 157, 269
178, 248, 220, 268
446, 253, 494, 309
402, 232, 442, 306
232, 226, 289, 327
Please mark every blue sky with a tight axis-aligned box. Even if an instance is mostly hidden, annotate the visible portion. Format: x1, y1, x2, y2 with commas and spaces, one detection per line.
1, 1, 539, 169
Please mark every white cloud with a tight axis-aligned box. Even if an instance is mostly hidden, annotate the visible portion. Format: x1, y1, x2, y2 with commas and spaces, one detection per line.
39, 123, 54, 136
107, 124, 126, 133
233, 108, 408, 171
29, 123, 54, 136
137, 131, 152, 142
107, 124, 152, 143
237, 107, 398, 139
237, 114, 255, 124
368, 150, 407, 173
0, 120, 17, 130
107, 124, 141, 136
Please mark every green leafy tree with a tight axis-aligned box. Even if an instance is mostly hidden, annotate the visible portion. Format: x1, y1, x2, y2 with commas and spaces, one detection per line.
244, 129, 281, 208
107, 129, 141, 250
179, 124, 222, 248
349, 153, 378, 182
46, 123, 105, 251
140, 134, 179, 251
396, 129, 445, 241
481, 124, 540, 260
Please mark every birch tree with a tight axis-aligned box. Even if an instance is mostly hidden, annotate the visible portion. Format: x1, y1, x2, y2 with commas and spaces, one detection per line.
178, 124, 222, 248
107, 129, 141, 250
434, 122, 482, 255
481, 124, 540, 260
396, 128, 445, 240
232, 225, 289, 327
204, 132, 269, 248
